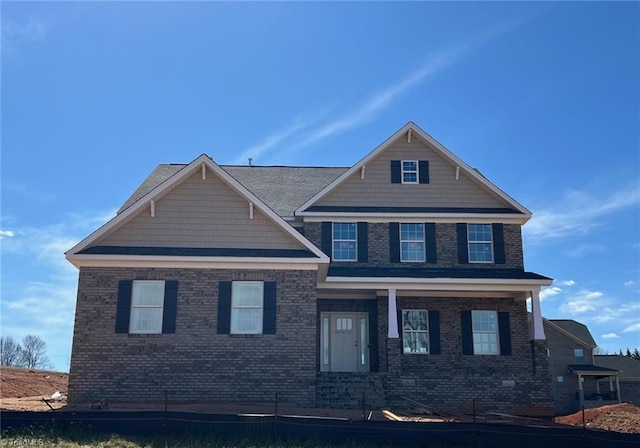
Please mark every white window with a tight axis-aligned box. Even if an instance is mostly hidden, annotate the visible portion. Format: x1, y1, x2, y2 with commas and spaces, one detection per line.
130, 281, 165, 334
400, 223, 425, 262
333, 223, 357, 261
231, 281, 263, 334
574, 348, 585, 363
402, 160, 418, 184
472, 310, 499, 355
402, 310, 429, 354
468, 224, 494, 263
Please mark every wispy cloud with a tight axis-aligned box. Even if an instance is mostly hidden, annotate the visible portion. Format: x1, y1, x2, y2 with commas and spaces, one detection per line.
602, 333, 620, 339
242, 17, 529, 163
1, 18, 47, 55
559, 289, 604, 314
525, 183, 640, 242
540, 286, 562, 301
624, 280, 636, 287
623, 323, 640, 333
0, 230, 15, 239
561, 280, 576, 286
565, 244, 605, 258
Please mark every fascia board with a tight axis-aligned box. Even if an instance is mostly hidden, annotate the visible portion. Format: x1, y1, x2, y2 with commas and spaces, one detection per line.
300, 213, 528, 224
320, 277, 552, 291
66, 154, 328, 262
66, 254, 325, 270
295, 122, 532, 219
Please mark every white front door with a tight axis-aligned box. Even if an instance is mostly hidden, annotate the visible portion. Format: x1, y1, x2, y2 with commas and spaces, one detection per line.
320, 312, 369, 372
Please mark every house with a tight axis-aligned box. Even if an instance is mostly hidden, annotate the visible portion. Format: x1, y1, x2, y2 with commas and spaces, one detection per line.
594, 355, 640, 407
66, 122, 554, 416
544, 318, 622, 415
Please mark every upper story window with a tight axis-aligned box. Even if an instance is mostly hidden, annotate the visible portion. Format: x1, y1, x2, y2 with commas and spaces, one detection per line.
231, 281, 264, 334
332, 223, 357, 261
402, 310, 429, 354
472, 310, 499, 355
574, 348, 585, 363
402, 161, 418, 184
130, 280, 165, 334
468, 224, 494, 263
400, 223, 425, 262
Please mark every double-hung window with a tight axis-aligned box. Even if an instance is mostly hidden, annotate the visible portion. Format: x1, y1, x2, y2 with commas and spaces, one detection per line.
400, 223, 425, 262
574, 348, 585, 363
472, 310, 499, 355
333, 223, 357, 261
402, 161, 418, 184
231, 281, 264, 334
130, 281, 165, 334
468, 224, 493, 263
402, 310, 429, 354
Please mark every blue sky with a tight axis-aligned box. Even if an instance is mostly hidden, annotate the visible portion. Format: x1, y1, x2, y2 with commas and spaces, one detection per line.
1, 2, 638, 372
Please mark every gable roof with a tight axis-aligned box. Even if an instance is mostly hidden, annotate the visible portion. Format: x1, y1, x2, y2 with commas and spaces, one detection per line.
119, 164, 348, 218
67, 154, 330, 265
547, 319, 597, 348
295, 122, 531, 221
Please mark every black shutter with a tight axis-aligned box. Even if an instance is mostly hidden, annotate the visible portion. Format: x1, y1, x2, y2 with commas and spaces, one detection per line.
391, 160, 401, 183
425, 223, 437, 263
492, 223, 506, 265
461, 311, 473, 355
389, 222, 400, 263
418, 160, 430, 184
162, 280, 179, 334
457, 223, 468, 264
115, 280, 133, 334
263, 282, 277, 334
428, 310, 441, 355
217, 281, 232, 334
357, 222, 368, 263
498, 312, 512, 356
321, 222, 332, 258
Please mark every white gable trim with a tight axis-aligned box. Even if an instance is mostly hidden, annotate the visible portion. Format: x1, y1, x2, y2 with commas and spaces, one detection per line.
66, 154, 329, 263
300, 213, 528, 225
295, 122, 531, 219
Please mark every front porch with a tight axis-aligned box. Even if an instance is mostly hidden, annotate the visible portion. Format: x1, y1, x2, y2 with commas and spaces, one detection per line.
569, 365, 621, 409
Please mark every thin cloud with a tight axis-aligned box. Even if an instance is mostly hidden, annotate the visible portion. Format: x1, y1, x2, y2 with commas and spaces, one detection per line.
623, 323, 640, 333
624, 280, 636, 287
601, 333, 620, 339
559, 289, 604, 315
561, 280, 576, 286
525, 183, 640, 242
1, 18, 47, 55
0, 230, 15, 239
540, 286, 562, 301
565, 244, 605, 258
244, 16, 530, 163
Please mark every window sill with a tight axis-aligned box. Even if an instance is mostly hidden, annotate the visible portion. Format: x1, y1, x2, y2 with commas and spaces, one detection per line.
228, 334, 264, 338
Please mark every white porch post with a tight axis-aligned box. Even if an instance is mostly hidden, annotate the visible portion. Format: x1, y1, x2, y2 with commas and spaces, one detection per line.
388, 289, 399, 338
530, 290, 546, 340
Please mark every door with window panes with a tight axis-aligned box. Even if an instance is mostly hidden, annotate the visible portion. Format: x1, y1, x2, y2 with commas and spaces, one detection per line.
320, 312, 369, 372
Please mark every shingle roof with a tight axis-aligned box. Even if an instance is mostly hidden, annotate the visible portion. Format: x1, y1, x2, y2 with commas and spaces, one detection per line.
568, 364, 618, 374
118, 163, 348, 217
327, 266, 551, 280
549, 319, 597, 348
595, 355, 640, 379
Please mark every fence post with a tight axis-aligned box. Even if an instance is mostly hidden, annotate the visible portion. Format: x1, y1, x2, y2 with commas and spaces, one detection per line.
362, 391, 366, 422
274, 391, 279, 438
164, 390, 168, 431
582, 406, 587, 448
473, 399, 478, 448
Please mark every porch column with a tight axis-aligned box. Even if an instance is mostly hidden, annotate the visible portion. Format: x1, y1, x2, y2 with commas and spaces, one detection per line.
388, 289, 399, 338
616, 375, 622, 403
530, 290, 546, 340
578, 373, 584, 407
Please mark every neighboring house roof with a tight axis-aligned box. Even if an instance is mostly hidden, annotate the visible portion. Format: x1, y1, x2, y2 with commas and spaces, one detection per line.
119, 164, 348, 217
295, 122, 532, 220
595, 355, 640, 380
568, 364, 618, 375
547, 319, 597, 348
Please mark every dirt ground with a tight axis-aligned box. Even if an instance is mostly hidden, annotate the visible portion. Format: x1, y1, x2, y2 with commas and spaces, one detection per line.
554, 402, 640, 434
2, 367, 640, 432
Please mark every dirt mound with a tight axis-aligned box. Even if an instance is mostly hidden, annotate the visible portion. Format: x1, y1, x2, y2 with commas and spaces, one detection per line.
0, 367, 68, 399
554, 403, 640, 434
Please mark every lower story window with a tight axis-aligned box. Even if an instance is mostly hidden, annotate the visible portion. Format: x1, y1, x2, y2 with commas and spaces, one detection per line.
130, 280, 165, 334
402, 309, 429, 354
472, 310, 499, 355
231, 281, 264, 334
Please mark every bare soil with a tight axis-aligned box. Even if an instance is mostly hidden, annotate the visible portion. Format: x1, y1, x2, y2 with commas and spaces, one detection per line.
554, 403, 640, 434
0, 367, 69, 411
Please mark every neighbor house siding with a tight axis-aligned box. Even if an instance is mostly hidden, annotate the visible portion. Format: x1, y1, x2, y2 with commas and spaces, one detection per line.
68, 267, 318, 406
96, 170, 304, 250
315, 138, 512, 209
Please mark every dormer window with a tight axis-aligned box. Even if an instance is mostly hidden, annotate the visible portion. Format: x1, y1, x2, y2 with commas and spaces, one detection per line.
402, 161, 418, 184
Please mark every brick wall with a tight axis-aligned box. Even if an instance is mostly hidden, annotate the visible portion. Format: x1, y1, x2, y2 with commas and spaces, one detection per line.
68, 267, 318, 406
305, 222, 524, 269
376, 296, 553, 416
